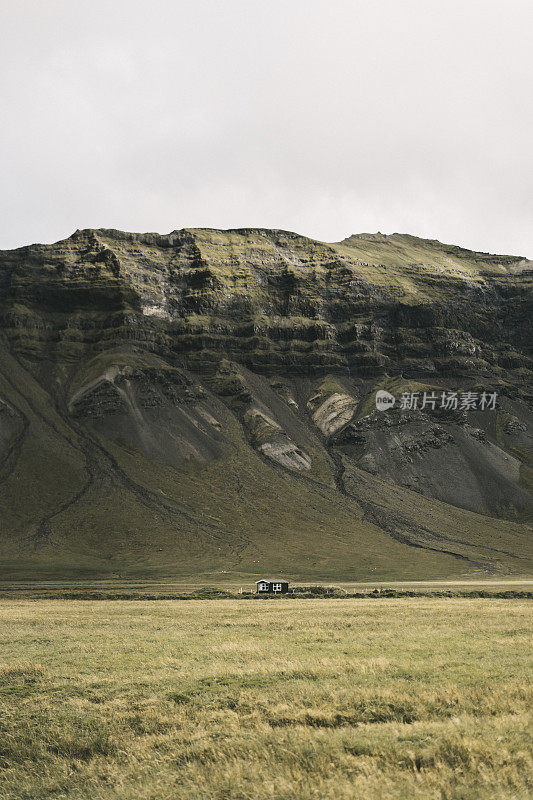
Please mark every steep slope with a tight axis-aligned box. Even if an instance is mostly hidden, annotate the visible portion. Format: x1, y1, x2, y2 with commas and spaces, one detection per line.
0, 228, 531, 580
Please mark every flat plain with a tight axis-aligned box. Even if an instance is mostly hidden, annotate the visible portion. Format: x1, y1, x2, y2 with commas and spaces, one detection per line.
0, 598, 531, 800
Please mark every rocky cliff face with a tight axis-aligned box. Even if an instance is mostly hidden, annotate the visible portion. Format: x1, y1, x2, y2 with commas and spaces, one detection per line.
0, 228, 531, 580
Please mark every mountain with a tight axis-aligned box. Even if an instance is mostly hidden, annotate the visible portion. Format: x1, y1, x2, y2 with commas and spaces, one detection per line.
0, 227, 531, 581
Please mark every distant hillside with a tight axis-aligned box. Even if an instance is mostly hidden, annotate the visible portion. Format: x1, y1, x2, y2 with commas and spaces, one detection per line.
0, 228, 531, 580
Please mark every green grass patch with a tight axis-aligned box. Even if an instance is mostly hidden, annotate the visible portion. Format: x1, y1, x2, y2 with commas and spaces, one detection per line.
0, 598, 531, 799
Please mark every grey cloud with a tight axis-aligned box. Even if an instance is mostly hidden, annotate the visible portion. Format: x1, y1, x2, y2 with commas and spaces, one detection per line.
1, 0, 532, 256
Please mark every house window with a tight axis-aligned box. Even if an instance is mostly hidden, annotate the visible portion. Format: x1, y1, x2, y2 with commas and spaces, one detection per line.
259, 583, 268, 591
272, 583, 282, 592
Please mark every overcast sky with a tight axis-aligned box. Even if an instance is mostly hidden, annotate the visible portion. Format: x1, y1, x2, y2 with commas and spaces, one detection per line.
1, 0, 532, 256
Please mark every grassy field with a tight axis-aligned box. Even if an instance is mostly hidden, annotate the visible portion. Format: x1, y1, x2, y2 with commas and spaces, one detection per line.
0, 579, 532, 600
0, 599, 531, 800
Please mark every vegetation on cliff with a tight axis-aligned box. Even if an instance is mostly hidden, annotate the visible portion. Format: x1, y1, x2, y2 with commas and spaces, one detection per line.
0, 228, 531, 579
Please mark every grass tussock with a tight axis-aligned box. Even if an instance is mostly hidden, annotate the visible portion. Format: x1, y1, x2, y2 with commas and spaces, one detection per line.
0, 598, 531, 799
0, 662, 45, 684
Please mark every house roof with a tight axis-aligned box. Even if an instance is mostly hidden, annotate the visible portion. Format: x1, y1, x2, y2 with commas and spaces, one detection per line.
255, 579, 288, 583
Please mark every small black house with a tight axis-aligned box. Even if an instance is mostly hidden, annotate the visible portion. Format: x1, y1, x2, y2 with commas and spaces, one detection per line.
256, 579, 289, 594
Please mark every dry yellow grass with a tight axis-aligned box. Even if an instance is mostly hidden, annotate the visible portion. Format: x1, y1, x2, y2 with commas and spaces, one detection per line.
0, 598, 531, 799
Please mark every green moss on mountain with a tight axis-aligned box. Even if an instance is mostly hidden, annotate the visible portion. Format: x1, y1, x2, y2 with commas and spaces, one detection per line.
0, 228, 531, 580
